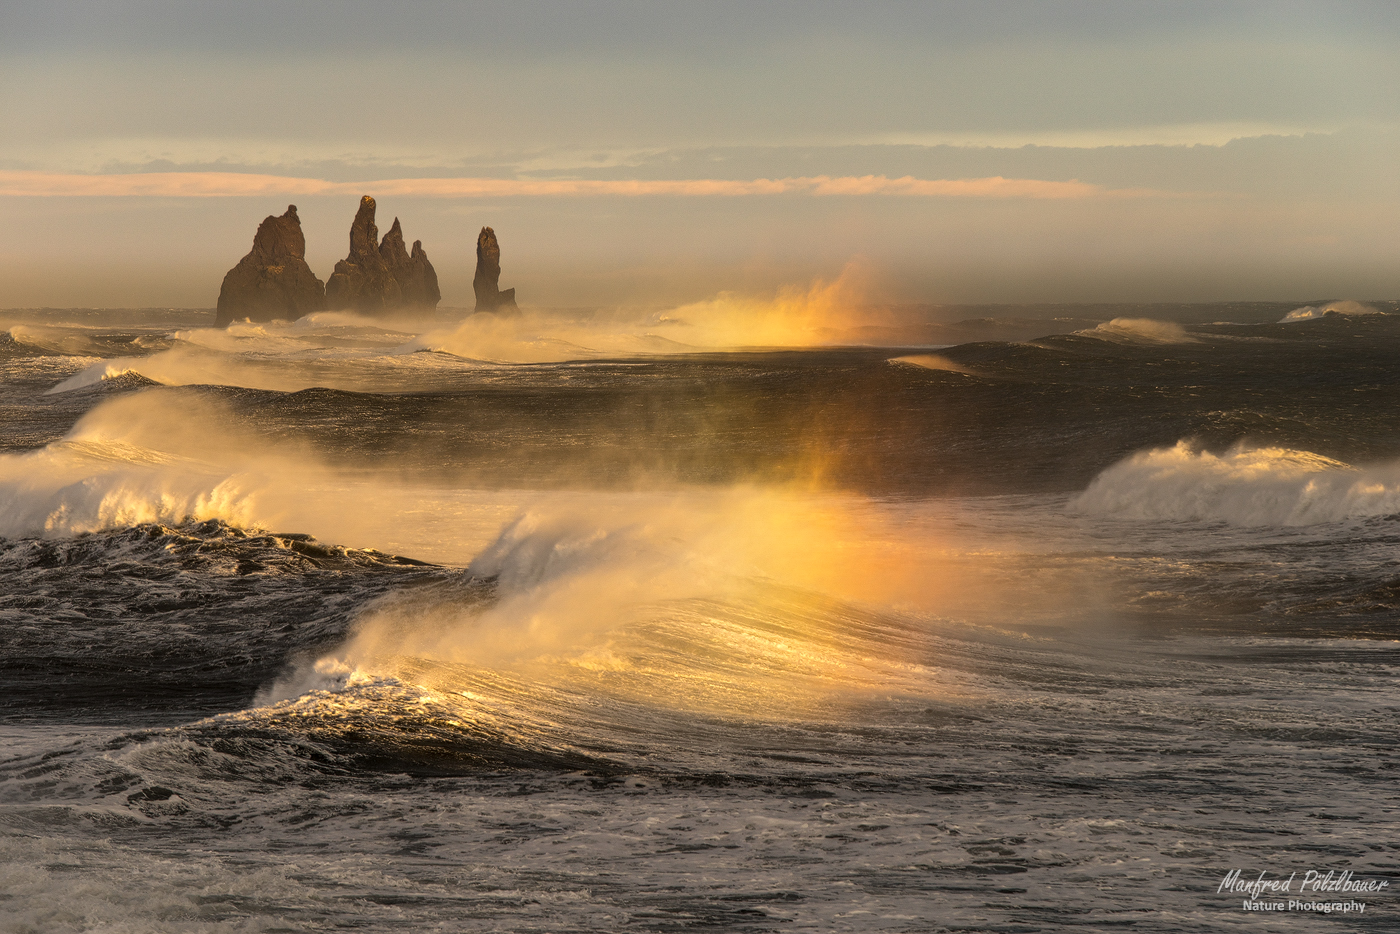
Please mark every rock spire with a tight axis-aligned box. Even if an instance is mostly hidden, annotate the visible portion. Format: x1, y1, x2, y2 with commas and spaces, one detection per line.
215, 206, 326, 326
473, 226, 518, 313
378, 218, 441, 309
325, 196, 402, 313
324, 196, 441, 314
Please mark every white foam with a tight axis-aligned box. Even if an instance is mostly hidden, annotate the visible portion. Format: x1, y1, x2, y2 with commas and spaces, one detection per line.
0, 391, 519, 555
1075, 318, 1191, 343
1279, 299, 1382, 323
6, 324, 112, 356
46, 362, 156, 392
41, 267, 891, 391
1073, 441, 1400, 525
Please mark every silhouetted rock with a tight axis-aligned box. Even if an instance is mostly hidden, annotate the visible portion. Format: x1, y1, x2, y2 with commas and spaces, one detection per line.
325, 196, 402, 313
473, 226, 518, 313
407, 241, 440, 308
379, 218, 441, 309
215, 205, 326, 326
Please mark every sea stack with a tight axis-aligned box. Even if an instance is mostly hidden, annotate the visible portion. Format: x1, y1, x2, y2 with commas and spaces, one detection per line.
215, 206, 327, 326
378, 218, 442, 309
473, 227, 518, 313
325, 196, 403, 313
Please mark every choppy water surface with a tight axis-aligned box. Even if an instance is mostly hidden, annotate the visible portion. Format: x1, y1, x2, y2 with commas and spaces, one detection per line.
2, 303, 1398, 931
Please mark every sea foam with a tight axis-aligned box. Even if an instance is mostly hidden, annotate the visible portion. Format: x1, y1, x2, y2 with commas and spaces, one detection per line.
1075, 318, 1191, 343
1073, 441, 1400, 525
1279, 300, 1382, 323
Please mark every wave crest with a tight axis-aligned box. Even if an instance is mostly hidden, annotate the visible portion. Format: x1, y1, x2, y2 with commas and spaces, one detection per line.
0, 392, 297, 538
1072, 441, 1400, 525
1076, 318, 1190, 343
1279, 300, 1381, 323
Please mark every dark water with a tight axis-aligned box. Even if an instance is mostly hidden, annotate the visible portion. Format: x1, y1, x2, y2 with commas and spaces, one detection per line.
2, 303, 1398, 931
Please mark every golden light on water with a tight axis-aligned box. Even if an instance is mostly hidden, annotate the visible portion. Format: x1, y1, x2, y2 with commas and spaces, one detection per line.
6, 306, 1124, 725
304, 487, 1071, 721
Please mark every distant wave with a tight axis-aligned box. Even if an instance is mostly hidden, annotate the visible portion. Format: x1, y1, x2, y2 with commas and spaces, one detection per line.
888, 353, 980, 376
1074, 318, 1191, 343
48, 333, 475, 395
5, 323, 170, 358
6, 324, 101, 357
0, 329, 44, 356
48, 362, 163, 393
1279, 300, 1382, 323
1073, 441, 1400, 525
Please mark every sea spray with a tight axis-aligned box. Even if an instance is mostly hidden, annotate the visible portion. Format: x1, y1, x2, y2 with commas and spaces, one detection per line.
285, 502, 960, 720
409, 263, 883, 363
286, 488, 1130, 720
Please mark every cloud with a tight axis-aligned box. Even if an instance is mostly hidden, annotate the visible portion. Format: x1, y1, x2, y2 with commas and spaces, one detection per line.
0, 170, 1154, 200
864, 122, 1336, 149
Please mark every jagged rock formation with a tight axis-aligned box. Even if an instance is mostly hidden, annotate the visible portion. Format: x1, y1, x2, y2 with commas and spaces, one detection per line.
378, 218, 441, 309
325, 196, 401, 313
215, 206, 326, 326
473, 227, 518, 313
323, 196, 442, 314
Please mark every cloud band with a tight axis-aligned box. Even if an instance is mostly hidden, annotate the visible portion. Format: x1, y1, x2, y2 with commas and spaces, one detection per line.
0, 170, 1141, 200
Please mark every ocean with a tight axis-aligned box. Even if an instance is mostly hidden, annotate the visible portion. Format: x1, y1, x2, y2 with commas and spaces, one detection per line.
2, 300, 1398, 931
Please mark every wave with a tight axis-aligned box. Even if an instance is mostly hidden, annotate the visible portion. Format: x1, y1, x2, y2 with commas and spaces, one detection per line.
0, 328, 48, 358
3, 323, 172, 359
47, 362, 167, 393
0, 390, 528, 563
1072, 441, 1400, 525
887, 353, 979, 376
47, 338, 479, 395
255, 486, 1019, 730
0, 390, 333, 538
174, 312, 418, 355
0, 519, 440, 717
0, 448, 258, 537
1279, 299, 1382, 323
1, 386, 1123, 719
41, 310, 472, 394
1074, 318, 1191, 343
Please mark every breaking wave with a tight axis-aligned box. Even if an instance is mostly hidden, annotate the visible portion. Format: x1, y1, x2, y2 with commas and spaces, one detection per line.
1073, 441, 1400, 525
0, 389, 342, 538
4, 324, 170, 358
1279, 300, 1382, 323
0, 390, 527, 563
1075, 318, 1191, 343
260, 490, 968, 731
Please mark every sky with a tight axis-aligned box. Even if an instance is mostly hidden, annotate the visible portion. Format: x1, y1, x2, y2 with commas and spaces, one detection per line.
1, 0, 1397, 308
